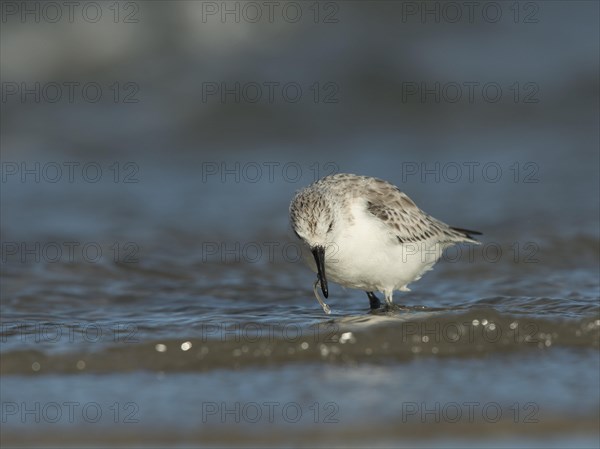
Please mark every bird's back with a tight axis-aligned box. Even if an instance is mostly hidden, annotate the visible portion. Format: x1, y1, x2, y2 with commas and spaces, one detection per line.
314, 173, 479, 245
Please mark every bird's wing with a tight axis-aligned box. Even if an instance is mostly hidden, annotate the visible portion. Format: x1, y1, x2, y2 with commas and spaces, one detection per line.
361, 179, 464, 244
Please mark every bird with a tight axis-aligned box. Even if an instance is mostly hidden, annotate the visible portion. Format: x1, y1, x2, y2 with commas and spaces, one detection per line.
289, 173, 481, 314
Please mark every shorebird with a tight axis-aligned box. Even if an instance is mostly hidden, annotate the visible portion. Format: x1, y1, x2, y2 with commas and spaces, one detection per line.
289, 173, 481, 314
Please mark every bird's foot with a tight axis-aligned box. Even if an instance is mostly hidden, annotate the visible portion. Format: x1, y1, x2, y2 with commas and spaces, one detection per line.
385, 303, 410, 313
365, 292, 409, 314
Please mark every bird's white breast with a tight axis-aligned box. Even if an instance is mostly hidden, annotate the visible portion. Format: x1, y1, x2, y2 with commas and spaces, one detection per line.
323, 200, 445, 293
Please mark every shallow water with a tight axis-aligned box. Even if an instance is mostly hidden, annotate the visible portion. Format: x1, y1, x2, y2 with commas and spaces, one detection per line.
2, 226, 599, 446
2, 1, 599, 447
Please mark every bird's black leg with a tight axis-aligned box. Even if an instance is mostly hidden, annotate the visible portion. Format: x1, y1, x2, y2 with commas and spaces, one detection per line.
366, 291, 381, 310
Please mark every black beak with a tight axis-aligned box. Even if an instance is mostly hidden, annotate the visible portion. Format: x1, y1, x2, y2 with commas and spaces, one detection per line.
311, 246, 328, 298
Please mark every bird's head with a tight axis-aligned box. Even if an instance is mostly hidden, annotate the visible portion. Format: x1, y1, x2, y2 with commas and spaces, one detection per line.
289, 188, 336, 298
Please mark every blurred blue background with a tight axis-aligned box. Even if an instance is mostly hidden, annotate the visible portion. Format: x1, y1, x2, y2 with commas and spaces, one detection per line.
2, 1, 598, 243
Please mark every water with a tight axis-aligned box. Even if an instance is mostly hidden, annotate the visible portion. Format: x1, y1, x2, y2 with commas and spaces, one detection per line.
1, 1, 599, 447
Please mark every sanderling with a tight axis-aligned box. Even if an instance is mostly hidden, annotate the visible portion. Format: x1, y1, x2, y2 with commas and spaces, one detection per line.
289, 173, 481, 314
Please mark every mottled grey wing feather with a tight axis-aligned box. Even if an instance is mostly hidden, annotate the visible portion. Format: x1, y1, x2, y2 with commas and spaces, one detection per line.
316, 173, 479, 243
362, 179, 466, 244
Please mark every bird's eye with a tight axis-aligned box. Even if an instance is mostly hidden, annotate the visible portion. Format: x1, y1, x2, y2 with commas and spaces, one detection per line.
327, 222, 334, 232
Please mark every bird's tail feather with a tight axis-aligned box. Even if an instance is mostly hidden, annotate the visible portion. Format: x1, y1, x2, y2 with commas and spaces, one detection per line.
450, 227, 482, 242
